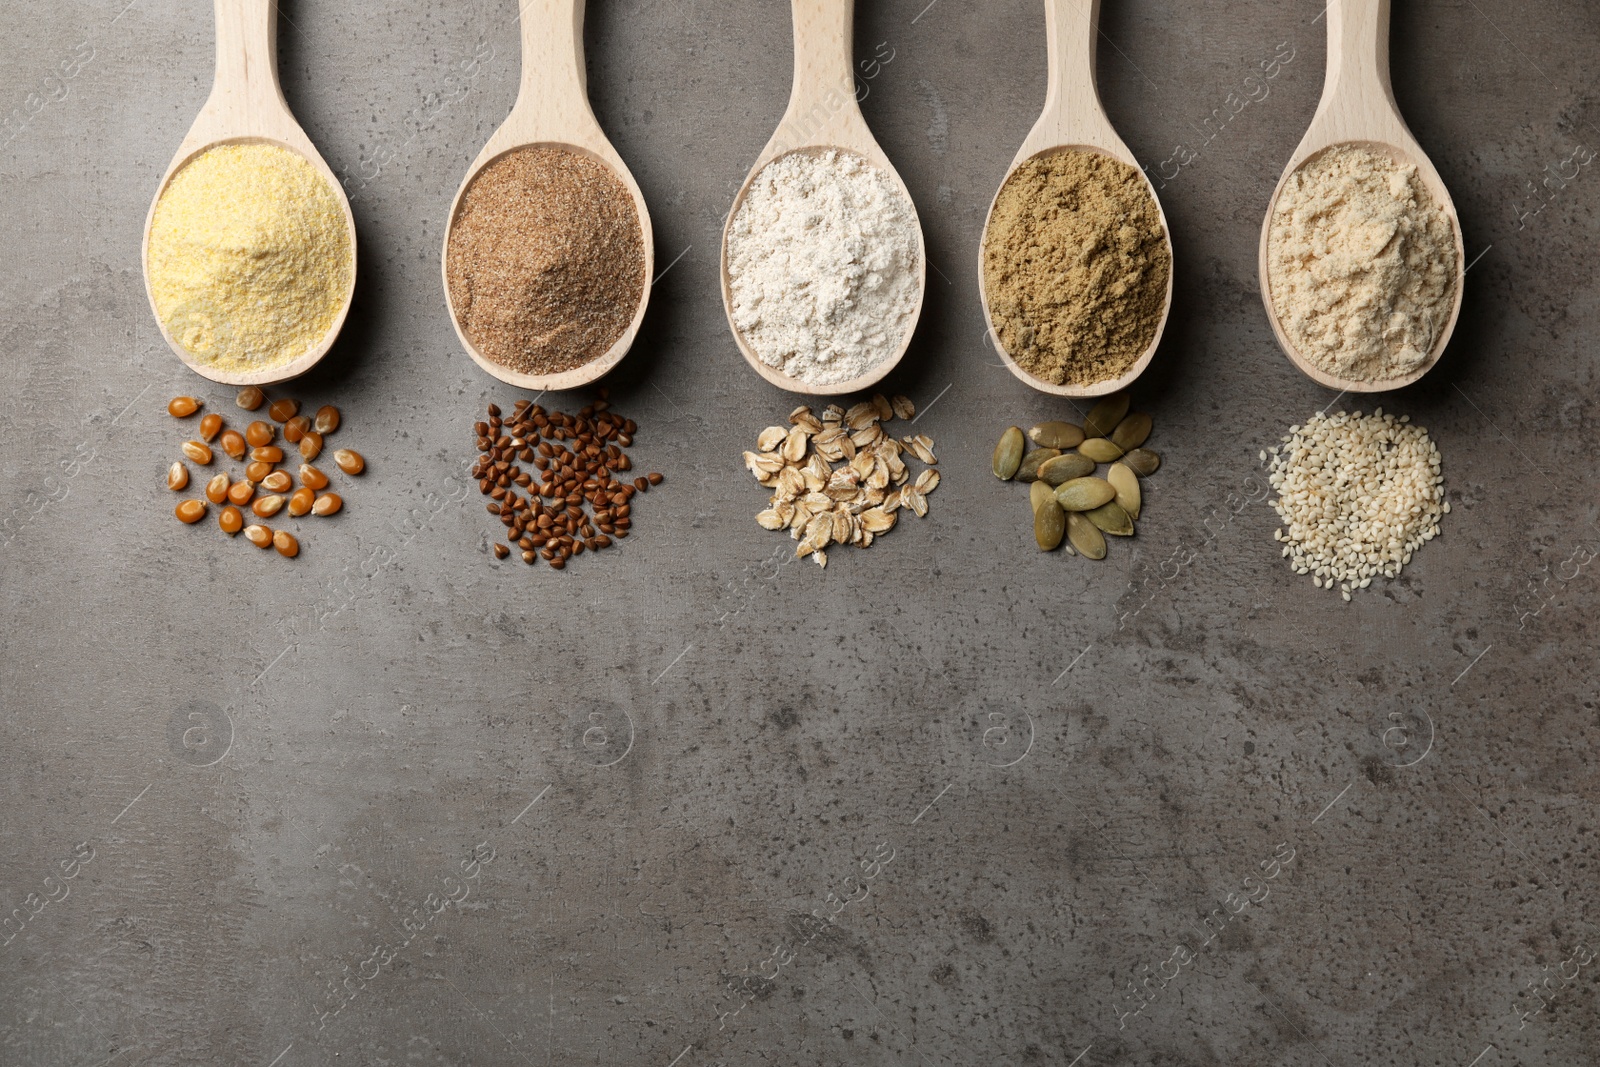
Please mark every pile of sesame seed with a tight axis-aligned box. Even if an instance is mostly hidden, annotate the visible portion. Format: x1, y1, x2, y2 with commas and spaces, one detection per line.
1266, 409, 1448, 601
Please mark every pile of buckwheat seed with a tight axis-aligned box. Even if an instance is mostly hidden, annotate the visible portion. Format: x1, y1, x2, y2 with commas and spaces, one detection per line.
474, 391, 661, 570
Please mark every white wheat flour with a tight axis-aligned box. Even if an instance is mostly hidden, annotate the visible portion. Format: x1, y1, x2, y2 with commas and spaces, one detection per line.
1267, 145, 1458, 382
726, 150, 922, 387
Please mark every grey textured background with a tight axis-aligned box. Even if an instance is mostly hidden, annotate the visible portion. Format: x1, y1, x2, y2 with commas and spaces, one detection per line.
2, 1, 1598, 1065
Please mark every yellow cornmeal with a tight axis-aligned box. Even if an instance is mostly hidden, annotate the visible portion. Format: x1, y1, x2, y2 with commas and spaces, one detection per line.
147, 143, 351, 373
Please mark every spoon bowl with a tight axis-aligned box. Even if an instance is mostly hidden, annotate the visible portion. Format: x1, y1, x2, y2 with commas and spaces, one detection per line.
978, 0, 1173, 399
142, 0, 356, 387
1258, 0, 1464, 392
719, 0, 926, 397
443, 0, 653, 393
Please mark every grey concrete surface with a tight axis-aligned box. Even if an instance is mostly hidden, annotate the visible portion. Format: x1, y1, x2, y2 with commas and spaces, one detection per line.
2, 1, 1598, 1064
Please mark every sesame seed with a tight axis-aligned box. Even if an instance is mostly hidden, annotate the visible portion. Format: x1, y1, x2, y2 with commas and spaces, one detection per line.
1268, 410, 1446, 601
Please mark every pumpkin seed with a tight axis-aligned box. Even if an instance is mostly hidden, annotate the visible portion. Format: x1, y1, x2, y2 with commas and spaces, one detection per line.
1037, 453, 1095, 486
1067, 512, 1107, 559
1029, 479, 1056, 514
1111, 412, 1153, 451
1029, 421, 1085, 449
998, 403, 1156, 563
1107, 462, 1141, 520
1017, 447, 1061, 483
993, 426, 1025, 480
1083, 392, 1130, 438
1034, 499, 1066, 551
1079, 438, 1125, 463
1054, 477, 1116, 511
1086, 501, 1135, 536
1123, 448, 1162, 476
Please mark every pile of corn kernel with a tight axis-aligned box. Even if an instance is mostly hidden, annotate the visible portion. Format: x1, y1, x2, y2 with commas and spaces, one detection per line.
165, 387, 365, 559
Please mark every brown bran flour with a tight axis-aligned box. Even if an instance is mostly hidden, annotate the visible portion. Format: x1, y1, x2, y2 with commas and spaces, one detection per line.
447, 145, 645, 376
982, 150, 1170, 387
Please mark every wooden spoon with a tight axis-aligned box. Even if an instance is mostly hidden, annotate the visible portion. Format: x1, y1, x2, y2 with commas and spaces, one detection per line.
443, 0, 654, 392
719, 0, 926, 397
978, 0, 1173, 400
141, 0, 356, 387
1258, 0, 1464, 392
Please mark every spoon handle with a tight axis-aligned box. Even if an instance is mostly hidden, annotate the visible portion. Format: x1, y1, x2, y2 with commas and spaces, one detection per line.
208, 0, 288, 119
1311, 0, 1410, 147
512, 0, 598, 140
1044, 0, 1099, 118
1021, 0, 1109, 153
1324, 0, 1393, 105
772, 0, 858, 155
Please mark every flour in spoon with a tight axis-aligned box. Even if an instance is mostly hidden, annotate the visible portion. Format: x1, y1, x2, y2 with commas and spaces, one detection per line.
726, 150, 922, 387
1266, 144, 1459, 382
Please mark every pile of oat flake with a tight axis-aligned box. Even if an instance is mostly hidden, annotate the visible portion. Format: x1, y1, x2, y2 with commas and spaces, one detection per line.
744, 395, 937, 569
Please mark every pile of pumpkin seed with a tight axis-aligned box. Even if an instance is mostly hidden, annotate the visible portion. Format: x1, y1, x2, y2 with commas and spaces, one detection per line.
992, 391, 1160, 559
